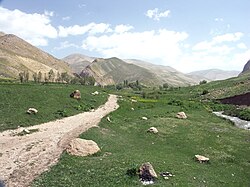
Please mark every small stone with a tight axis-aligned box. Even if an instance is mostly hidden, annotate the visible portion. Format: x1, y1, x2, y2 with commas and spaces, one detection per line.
147, 127, 158, 134
23, 129, 30, 134
91, 91, 99, 96
142, 117, 148, 120
26, 108, 38, 114
70, 90, 81, 99
131, 108, 135, 111
107, 116, 111, 122
131, 99, 137, 103
195, 155, 209, 163
176, 112, 187, 119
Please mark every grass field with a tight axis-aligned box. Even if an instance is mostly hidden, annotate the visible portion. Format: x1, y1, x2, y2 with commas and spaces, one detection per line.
0, 83, 108, 131
32, 89, 250, 186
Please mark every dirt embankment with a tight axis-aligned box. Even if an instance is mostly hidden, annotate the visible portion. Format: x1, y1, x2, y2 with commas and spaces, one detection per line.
0, 94, 119, 187
218, 92, 250, 106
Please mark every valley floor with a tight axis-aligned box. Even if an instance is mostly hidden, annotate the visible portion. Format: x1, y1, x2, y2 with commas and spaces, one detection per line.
0, 95, 119, 187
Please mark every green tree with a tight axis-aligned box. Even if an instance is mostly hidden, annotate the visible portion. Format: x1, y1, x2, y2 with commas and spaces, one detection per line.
48, 69, 55, 82
33, 72, 38, 83
38, 71, 42, 83
19, 72, 24, 83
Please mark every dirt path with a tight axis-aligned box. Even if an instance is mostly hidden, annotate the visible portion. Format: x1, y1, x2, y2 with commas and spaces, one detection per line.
0, 94, 119, 187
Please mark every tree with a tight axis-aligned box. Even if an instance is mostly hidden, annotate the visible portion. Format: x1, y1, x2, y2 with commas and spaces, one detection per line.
44, 73, 48, 82
199, 80, 207, 85
33, 72, 38, 83
19, 72, 24, 83
136, 80, 139, 86
48, 69, 55, 82
56, 72, 61, 82
38, 71, 42, 83
163, 83, 169, 89
61, 72, 70, 83
24, 71, 29, 82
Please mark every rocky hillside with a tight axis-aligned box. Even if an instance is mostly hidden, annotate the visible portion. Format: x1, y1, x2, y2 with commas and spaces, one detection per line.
63, 54, 94, 74
79, 57, 197, 87
125, 59, 197, 86
0, 32, 72, 79
240, 59, 250, 75
188, 69, 240, 81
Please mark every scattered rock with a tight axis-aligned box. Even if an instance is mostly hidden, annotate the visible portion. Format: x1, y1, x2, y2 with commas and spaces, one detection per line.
23, 129, 30, 134
139, 162, 157, 184
131, 108, 135, 111
91, 91, 99, 96
142, 117, 148, 120
107, 116, 111, 122
160, 171, 174, 180
147, 127, 158, 134
70, 90, 81, 99
195, 155, 210, 163
176, 112, 187, 119
131, 99, 137, 103
66, 138, 100, 157
26, 108, 38, 114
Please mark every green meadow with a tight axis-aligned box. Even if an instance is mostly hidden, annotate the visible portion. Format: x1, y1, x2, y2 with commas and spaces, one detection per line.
0, 83, 108, 131
32, 85, 250, 186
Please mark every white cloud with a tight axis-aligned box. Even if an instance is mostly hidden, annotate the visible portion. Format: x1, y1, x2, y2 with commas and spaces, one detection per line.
58, 23, 112, 37
54, 41, 79, 50
0, 7, 57, 46
62, 16, 71, 21
146, 8, 170, 21
237, 43, 247, 49
212, 32, 243, 43
44, 10, 54, 17
215, 18, 223, 22
114, 24, 134, 33
82, 29, 188, 63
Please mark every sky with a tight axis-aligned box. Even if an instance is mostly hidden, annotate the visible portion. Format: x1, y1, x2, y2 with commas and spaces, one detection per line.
0, 0, 249, 73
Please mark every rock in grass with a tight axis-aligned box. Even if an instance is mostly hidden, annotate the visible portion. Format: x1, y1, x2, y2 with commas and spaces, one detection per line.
91, 91, 99, 96
147, 127, 158, 134
142, 117, 148, 120
70, 90, 81, 99
139, 162, 158, 183
66, 138, 100, 157
176, 112, 187, 119
195, 155, 210, 163
26, 108, 38, 114
107, 116, 111, 122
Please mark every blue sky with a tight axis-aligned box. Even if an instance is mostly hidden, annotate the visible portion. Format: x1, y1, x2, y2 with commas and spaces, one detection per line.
0, 0, 249, 72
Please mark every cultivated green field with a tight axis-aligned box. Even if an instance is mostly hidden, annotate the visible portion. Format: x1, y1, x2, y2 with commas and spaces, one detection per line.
0, 83, 108, 131
32, 86, 250, 186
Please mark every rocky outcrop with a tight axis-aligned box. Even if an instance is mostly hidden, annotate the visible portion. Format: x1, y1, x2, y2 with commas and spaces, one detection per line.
241, 59, 250, 74
70, 90, 81, 99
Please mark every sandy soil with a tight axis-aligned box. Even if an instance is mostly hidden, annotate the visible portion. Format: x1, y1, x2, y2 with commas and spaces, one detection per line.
0, 94, 119, 187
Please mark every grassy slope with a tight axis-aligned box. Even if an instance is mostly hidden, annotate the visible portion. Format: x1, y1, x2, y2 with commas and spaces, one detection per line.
0, 83, 108, 131
33, 89, 250, 186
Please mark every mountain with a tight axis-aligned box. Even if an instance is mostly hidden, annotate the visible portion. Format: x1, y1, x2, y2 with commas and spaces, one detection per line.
240, 59, 250, 75
188, 69, 240, 81
125, 59, 198, 86
79, 57, 197, 87
63, 54, 94, 74
0, 32, 72, 79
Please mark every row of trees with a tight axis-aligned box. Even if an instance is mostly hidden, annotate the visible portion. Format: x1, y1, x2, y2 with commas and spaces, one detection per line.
18, 69, 96, 85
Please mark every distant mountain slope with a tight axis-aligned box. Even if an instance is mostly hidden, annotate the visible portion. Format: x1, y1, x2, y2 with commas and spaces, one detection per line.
80, 57, 161, 86
63, 54, 94, 74
188, 69, 240, 81
0, 32, 72, 79
240, 59, 250, 75
125, 59, 198, 86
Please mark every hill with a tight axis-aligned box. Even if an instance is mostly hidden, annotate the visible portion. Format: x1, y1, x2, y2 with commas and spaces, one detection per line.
188, 69, 240, 82
63, 54, 94, 74
125, 59, 198, 86
240, 59, 250, 75
80, 57, 160, 86
0, 32, 72, 80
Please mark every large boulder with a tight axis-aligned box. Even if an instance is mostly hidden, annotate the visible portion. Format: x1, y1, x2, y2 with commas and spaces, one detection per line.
139, 162, 158, 182
195, 155, 209, 163
70, 90, 81, 99
176, 112, 187, 119
66, 138, 100, 156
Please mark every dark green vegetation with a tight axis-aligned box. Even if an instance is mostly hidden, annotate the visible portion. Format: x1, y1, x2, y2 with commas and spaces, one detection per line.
0, 83, 108, 132
33, 76, 250, 186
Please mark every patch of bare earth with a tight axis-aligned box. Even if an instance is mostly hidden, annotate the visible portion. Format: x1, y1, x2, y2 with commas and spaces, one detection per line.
0, 94, 119, 187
